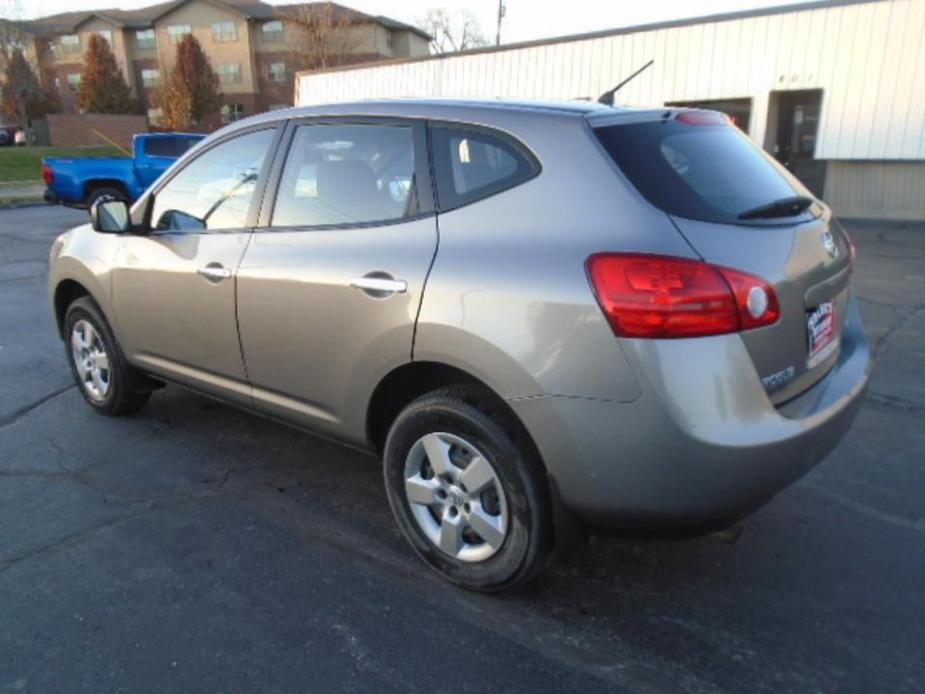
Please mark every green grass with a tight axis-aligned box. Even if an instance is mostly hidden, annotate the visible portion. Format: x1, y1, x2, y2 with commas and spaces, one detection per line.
0, 145, 125, 183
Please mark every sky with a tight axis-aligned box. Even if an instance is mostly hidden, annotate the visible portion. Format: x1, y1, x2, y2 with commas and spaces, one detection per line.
4, 0, 819, 44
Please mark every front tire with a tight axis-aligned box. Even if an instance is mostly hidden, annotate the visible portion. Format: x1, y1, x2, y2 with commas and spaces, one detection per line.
383, 386, 554, 592
64, 297, 150, 415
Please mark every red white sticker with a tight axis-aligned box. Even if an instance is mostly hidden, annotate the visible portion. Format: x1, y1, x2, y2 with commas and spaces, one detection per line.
807, 300, 838, 368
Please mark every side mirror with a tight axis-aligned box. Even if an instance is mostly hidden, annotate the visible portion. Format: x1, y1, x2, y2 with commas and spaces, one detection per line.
90, 198, 131, 234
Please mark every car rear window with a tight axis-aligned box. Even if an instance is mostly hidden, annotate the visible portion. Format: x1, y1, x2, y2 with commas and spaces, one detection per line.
145, 137, 196, 158
593, 117, 812, 224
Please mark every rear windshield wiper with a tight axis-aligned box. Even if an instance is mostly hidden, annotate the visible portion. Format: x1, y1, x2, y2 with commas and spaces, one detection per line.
738, 195, 814, 220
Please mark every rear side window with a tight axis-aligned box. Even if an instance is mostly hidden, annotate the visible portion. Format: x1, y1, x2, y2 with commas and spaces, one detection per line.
430, 125, 537, 211
594, 118, 812, 224
145, 137, 196, 158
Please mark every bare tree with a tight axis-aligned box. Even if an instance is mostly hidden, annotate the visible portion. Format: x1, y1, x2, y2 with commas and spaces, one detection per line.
277, 2, 360, 71
1, 48, 54, 143
419, 8, 489, 54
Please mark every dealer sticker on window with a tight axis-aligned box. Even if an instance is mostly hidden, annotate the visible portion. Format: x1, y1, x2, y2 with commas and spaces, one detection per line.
807, 300, 839, 368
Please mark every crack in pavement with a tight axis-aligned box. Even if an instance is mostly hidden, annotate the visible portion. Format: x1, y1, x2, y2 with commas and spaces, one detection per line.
865, 390, 925, 414
0, 484, 233, 574
802, 480, 925, 536
0, 384, 76, 430
868, 302, 924, 358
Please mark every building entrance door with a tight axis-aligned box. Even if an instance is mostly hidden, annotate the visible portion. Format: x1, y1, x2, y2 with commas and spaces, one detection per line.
769, 89, 826, 196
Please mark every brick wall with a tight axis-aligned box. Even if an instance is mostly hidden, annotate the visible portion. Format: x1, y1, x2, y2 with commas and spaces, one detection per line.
46, 114, 149, 148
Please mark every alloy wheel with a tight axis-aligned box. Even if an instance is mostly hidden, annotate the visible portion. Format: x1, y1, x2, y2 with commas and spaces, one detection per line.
403, 432, 509, 563
70, 319, 111, 402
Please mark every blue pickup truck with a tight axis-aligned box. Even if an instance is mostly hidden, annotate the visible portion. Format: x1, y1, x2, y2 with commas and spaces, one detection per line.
43, 132, 204, 208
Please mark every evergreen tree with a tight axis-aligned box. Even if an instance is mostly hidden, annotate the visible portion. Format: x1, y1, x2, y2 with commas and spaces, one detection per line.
155, 33, 221, 129
77, 33, 133, 113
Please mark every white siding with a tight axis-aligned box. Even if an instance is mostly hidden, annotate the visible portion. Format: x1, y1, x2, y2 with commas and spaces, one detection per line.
296, 0, 925, 161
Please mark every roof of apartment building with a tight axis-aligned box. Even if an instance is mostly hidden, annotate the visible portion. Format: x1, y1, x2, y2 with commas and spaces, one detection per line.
13, 0, 431, 39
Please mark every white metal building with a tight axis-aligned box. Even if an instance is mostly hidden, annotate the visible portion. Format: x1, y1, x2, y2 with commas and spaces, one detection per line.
296, 0, 925, 220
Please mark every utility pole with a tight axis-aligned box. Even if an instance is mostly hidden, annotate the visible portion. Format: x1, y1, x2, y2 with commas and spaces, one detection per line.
496, 0, 506, 46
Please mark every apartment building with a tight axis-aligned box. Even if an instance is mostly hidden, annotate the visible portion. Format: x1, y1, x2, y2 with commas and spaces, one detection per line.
8, 0, 430, 125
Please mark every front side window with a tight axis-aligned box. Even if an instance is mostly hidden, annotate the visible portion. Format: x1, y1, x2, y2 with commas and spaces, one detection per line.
167, 24, 191, 43
266, 62, 286, 82
429, 125, 538, 211
141, 68, 159, 88
262, 20, 283, 41
136, 29, 156, 49
217, 62, 241, 84
212, 20, 237, 43
271, 123, 417, 228
151, 128, 275, 232
60, 34, 80, 54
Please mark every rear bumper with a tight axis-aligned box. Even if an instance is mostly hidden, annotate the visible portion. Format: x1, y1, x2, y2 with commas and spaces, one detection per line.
43, 187, 59, 204
511, 291, 871, 531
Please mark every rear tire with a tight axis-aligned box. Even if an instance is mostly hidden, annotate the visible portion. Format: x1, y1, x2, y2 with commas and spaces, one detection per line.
64, 297, 150, 416
383, 385, 554, 592
86, 186, 126, 210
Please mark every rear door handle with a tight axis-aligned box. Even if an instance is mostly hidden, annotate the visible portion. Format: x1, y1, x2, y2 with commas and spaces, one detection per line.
197, 263, 233, 283
349, 276, 408, 296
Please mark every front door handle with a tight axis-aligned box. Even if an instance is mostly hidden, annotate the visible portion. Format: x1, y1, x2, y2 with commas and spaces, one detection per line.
349, 275, 408, 297
197, 263, 233, 283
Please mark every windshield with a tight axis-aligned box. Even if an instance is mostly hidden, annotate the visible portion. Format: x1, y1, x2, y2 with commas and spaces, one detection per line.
594, 117, 815, 224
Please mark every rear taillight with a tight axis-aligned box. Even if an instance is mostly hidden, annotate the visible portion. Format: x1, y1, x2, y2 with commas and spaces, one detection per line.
586, 253, 780, 339
42, 164, 54, 185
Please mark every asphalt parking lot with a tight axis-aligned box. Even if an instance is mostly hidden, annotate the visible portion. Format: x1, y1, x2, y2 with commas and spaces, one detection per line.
1, 205, 923, 693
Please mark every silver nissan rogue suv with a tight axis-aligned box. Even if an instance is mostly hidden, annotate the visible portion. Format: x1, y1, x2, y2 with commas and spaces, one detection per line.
49, 99, 870, 591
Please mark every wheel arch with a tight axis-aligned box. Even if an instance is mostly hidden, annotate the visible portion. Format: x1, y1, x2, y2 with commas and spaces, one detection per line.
367, 360, 586, 551
53, 278, 91, 339
83, 179, 130, 201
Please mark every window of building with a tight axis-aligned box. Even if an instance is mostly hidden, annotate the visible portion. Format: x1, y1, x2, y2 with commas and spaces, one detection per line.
429, 125, 538, 211
67, 73, 81, 89
96, 29, 113, 44
167, 24, 191, 44
60, 34, 81, 54
271, 123, 417, 228
147, 108, 163, 127
261, 20, 283, 42
217, 62, 242, 84
220, 103, 245, 123
136, 29, 156, 50
151, 128, 275, 232
266, 62, 286, 83
141, 68, 160, 88
212, 20, 238, 43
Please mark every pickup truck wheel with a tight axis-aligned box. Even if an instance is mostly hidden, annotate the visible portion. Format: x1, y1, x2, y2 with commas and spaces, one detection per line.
383, 386, 555, 592
65, 297, 150, 416
86, 187, 125, 209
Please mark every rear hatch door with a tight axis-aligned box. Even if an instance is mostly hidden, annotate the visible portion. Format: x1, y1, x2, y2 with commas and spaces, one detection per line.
592, 111, 852, 403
